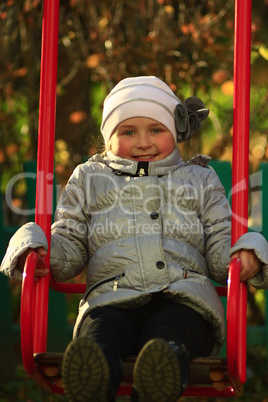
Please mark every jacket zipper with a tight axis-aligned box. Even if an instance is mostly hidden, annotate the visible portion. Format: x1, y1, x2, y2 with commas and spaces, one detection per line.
84, 272, 125, 299
113, 274, 122, 291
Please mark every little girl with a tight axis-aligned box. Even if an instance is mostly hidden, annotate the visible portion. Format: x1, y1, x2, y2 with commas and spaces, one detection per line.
1, 76, 268, 402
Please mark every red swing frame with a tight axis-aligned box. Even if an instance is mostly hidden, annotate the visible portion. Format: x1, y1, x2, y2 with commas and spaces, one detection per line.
20, 0, 252, 397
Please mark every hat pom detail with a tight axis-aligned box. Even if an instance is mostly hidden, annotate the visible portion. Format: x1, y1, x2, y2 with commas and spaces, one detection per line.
175, 97, 209, 143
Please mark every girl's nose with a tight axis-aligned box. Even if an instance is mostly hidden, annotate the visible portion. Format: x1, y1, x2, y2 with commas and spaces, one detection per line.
137, 133, 152, 148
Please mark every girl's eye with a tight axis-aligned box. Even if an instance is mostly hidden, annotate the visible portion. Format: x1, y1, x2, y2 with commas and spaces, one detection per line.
124, 130, 134, 136
151, 128, 162, 133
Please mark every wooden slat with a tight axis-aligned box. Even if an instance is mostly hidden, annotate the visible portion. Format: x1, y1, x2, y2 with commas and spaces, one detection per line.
34, 353, 229, 387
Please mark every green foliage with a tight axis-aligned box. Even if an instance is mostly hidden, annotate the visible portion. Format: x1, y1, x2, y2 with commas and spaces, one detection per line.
0, 95, 30, 193
0, 0, 268, 187
89, 83, 106, 128
88, 82, 107, 151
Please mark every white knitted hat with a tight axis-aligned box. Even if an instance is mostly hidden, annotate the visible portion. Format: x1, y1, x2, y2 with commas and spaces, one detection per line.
101, 76, 181, 146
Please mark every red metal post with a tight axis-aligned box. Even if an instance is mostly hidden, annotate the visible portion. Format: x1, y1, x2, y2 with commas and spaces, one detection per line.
33, 0, 60, 353
228, 0, 252, 387
232, 3, 251, 237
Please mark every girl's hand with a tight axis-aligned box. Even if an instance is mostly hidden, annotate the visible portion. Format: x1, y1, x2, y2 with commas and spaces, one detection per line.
17, 247, 49, 281
231, 249, 263, 282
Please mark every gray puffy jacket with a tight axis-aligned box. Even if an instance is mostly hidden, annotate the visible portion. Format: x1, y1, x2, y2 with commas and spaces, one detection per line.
1, 148, 268, 355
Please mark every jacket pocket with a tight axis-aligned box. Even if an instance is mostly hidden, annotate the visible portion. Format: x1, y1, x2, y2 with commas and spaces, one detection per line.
84, 272, 125, 299
183, 268, 206, 279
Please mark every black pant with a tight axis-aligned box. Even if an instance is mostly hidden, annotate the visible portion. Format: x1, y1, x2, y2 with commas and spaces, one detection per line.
79, 297, 214, 360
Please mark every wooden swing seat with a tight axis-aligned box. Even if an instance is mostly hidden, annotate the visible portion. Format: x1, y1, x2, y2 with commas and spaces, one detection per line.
33, 352, 230, 396
34, 353, 232, 396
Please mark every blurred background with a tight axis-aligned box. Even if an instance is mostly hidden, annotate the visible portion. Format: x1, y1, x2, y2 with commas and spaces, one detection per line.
0, 0, 267, 401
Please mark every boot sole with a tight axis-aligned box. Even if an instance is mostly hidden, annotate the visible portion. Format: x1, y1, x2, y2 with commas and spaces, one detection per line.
133, 338, 182, 402
62, 337, 109, 402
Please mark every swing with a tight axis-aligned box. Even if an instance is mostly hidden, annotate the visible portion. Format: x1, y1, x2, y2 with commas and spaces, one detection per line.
20, 0, 252, 397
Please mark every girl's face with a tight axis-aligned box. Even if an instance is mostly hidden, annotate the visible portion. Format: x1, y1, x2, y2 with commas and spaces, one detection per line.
110, 117, 175, 162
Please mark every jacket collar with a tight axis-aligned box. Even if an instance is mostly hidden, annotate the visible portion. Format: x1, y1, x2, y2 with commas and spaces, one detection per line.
103, 147, 185, 176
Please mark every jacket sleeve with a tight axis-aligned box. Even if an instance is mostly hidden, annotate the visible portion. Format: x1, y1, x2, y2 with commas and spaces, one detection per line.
0, 222, 48, 281
230, 232, 268, 289
49, 165, 90, 282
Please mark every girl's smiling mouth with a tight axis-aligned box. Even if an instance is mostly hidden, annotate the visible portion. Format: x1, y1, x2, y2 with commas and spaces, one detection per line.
133, 155, 157, 160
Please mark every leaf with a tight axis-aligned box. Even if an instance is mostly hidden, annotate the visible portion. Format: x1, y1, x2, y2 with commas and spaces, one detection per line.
259, 46, 268, 61
251, 50, 259, 64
